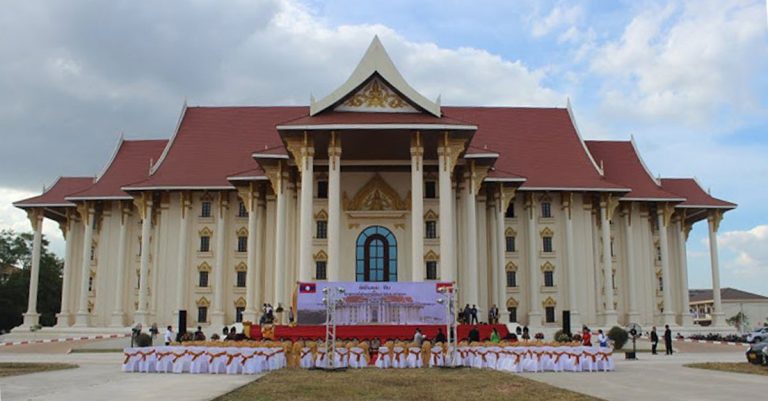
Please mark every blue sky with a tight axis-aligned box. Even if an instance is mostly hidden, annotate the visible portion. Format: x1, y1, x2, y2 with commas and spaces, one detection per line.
0, 0, 766, 295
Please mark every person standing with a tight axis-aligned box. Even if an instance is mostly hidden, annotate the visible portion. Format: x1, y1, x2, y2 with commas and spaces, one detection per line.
462, 304, 471, 324
664, 325, 673, 355
468, 326, 480, 342
435, 328, 447, 343
413, 328, 424, 346
470, 305, 479, 324
582, 326, 592, 346
488, 304, 499, 325
650, 327, 659, 355
597, 329, 608, 347
149, 323, 159, 345
163, 325, 174, 346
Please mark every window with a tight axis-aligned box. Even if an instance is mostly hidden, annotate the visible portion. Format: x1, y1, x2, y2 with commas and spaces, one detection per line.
317, 180, 328, 199
315, 261, 327, 280
506, 271, 517, 287
426, 261, 437, 280
197, 306, 208, 323
236, 271, 246, 288
200, 236, 210, 252
88, 275, 94, 292
656, 246, 662, 262
90, 244, 96, 261
658, 276, 664, 291
425, 181, 437, 199
238, 201, 248, 218
545, 306, 556, 323
316, 220, 328, 239
541, 202, 552, 218
237, 236, 247, 252
543, 236, 553, 252
505, 203, 515, 218
235, 307, 245, 323
505, 236, 516, 252
508, 307, 517, 323
136, 272, 140, 289
425, 220, 437, 239
612, 272, 616, 289
198, 271, 209, 287
544, 271, 554, 287
201, 201, 212, 218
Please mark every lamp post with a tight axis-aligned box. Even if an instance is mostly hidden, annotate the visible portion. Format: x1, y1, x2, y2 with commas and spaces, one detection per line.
437, 285, 459, 368
322, 286, 345, 370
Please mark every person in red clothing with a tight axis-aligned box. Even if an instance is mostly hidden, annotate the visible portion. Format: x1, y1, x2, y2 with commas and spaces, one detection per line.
582, 326, 592, 346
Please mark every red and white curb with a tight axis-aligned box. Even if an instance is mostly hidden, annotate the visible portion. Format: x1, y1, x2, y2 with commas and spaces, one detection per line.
677, 338, 750, 347
1, 333, 130, 347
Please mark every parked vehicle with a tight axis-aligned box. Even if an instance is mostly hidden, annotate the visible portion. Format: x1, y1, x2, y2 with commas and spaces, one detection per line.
745, 341, 768, 365
746, 327, 768, 343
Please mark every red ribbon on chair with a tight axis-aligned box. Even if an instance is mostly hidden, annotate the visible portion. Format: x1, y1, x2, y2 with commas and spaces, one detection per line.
189, 351, 205, 361
225, 353, 242, 366
207, 351, 226, 364
172, 351, 187, 363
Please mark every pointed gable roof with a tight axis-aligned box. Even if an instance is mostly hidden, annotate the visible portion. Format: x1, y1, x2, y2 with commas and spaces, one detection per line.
659, 178, 736, 209
310, 36, 441, 117
14, 177, 94, 208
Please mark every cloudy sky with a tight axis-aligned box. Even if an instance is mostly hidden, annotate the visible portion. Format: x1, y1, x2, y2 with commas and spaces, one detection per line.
1, 0, 766, 295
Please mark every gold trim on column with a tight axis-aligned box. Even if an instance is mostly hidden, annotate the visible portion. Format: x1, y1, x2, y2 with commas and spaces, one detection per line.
659, 202, 675, 228
708, 209, 723, 232
26, 208, 44, 232
561, 192, 573, 220
601, 193, 620, 220
131, 193, 151, 220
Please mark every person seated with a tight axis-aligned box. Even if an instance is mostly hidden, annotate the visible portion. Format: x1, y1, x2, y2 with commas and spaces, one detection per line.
490, 328, 501, 343
468, 326, 481, 342
435, 328, 447, 344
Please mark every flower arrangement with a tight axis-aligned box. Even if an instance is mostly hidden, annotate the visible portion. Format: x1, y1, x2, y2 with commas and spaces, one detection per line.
534, 332, 545, 340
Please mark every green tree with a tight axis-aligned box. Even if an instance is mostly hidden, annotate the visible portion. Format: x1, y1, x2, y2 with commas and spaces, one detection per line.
725, 311, 750, 333
0, 229, 63, 332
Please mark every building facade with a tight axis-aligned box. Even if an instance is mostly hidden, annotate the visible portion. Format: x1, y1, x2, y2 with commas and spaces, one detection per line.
14, 38, 736, 332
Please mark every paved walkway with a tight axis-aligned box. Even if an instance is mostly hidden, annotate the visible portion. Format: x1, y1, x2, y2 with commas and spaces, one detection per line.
525, 349, 765, 401
0, 352, 257, 401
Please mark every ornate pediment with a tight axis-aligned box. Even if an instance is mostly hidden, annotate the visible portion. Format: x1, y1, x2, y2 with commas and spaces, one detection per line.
343, 174, 408, 212
335, 77, 418, 113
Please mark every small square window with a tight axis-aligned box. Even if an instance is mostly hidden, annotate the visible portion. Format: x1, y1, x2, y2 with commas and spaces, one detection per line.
543, 236, 553, 253
198, 271, 209, 287
425, 221, 437, 239
506, 271, 516, 287
88, 275, 94, 292
425, 181, 437, 199
238, 201, 248, 218
508, 307, 517, 323
545, 306, 556, 323
200, 236, 210, 252
317, 181, 328, 199
505, 203, 515, 218
541, 202, 552, 218
426, 261, 438, 280
505, 236, 516, 252
201, 201, 212, 218
236, 271, 246, 288
316, 220, 328, 239
544, 271, 554, 287
237, 236, 247, 252
315, 261, 327, 280
197, 306, 208, 323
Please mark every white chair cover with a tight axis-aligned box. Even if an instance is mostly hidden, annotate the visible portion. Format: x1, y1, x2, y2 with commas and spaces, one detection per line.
406, 347, 422, 368
299, 347, 314, 369
374, 347, 391, 368
348, 347, 367, 369
392, 346, 407, 368
429, 346, 444, 367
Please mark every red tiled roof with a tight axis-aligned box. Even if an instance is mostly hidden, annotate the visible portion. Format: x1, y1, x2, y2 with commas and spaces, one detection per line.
125, 107, 306, 189
689, 288, 768, 303
278, 111, 475, 127
14, 177, 94, 207
67, 139, 167, 200
659, 178, 736, 209
446, 107, 627, 190
585, 140, 684, 201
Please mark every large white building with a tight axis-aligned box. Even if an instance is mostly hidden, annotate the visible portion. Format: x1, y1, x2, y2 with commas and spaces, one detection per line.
13, 38, 736, 333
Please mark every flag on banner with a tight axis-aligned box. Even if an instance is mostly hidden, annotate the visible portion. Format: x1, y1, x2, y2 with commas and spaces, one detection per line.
299, 283, 316, 293
436, 282, 453, 292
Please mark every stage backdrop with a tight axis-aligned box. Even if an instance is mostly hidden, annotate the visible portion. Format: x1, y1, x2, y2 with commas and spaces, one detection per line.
296, 282, 453, 325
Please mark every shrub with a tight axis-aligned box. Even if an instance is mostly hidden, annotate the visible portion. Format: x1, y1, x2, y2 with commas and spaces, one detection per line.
554, 330, 572, 343
607, 326, 628, 349
572, 333, 582, 342
534, 332, 545, 340
136, 333, 152, 347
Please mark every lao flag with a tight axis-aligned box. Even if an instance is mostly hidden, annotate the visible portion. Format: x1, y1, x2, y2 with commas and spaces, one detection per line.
299, 283, 316, 293
436, 282, 453, 293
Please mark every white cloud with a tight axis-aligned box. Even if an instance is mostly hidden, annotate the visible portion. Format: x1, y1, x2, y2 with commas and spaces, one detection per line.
531, 4, 584, 38
718, 225, 768, 280
0, 187, 66, 256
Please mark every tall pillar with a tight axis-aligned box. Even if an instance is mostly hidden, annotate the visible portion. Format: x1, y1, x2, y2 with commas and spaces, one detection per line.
600, 195, 618, 326
134, 194, 152, 326
437, 134, 459, 282
272, 162, 288, 315
328, 132, 342, 281
463, 162, 479, 307
211, 192, 229, 327
410, 132, 424, 282
677, 217, 693, 326
55, 213, 75, 327
173, 193, 190, 325
298, 134, 314, 282
658, 203, 676, 325
707, 210, 725, 327
240, 183, 261, 322
525, 193, 542, 327
22, 209, 44, 328
623, 204, 640, 324
75, 203, 95, 327
563, 193, 581, 330
494, 186, 510, 322
110, 203, 131, 327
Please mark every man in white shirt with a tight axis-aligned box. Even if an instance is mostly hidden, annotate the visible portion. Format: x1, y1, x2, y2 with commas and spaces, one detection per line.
413, 328, 424, 346
164, 325, 174, 346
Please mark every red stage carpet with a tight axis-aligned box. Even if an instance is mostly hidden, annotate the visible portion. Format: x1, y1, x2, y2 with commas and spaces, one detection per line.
251, 324, 509, 342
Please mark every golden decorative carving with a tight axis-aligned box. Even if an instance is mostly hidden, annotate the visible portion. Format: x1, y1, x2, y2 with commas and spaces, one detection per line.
285, 134, 314, 173
424, 209, 439, 220
542, 296, 557, 307
540, 227, 554, 237
199, 227, 213, 236
314, 209, 328, 220
328, 131, 342, 170
235, 262, 247, 272
196, 297, 210, 307
659, 202, 675, 228
26, 208, 44, 232
348, 223, 360, 230
76, 201, 94, 226
424, 250, 439, 261
131, 193, 151, 220
601, 194, 620, 220
236, 183, 260, 213
263, 162, 286, 195
499, 185, 517, 213
505, 262, 518, 272
234, 297, 247, 308
236, 227, 248, 237
506, 297, 519, 308
342, 77, 408, 109
541, 261, 555, 272
343, 174, 408, 211
708, 209, 723, 233
561, 192, 573, 219
394, 223, 406, 230
198, 262, 212, 272
438, 132, 466, 172
504, 227, 517, 236
313, 250, 328, 261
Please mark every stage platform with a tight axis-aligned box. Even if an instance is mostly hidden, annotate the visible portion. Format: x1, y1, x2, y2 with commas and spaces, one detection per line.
250, 323, 509, 342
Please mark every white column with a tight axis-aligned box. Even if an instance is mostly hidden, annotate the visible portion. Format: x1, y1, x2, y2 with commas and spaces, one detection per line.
463, 166, 479, 307
55, 215, 75, 327
75, 204, 95, 327
22, 209, 44, 328
707, 211, 724, 327
274, 163, 288, 316
624, 204, 640, 324
526, 193, 542, 327
328, 132, 342, 281
134, 196, 152, 326
494, 187, 507, 322
678, 218, 693, 326
437, 138, 456, 282
410, 132, 424, 282
564, 194, 581, 330
298, 138, 314, 282
211, 193, 229, 327
173, 194, 190, 324
110, 205, 130, 327
600, 198, 618, 326
658, 206, 676, 325
243, 185, 261, 322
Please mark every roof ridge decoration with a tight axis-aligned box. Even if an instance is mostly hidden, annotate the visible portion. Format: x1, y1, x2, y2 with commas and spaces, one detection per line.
566, 98, 604, 177
96, 133, 124, 183
310, 36, 442, 117
150, 99, 188, 175
630, 135, 662, 186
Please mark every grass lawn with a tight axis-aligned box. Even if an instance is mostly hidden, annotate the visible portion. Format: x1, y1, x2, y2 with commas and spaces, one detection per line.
214, 368, 602, 401
0, 362, 77, 377
685, 362, 768, 376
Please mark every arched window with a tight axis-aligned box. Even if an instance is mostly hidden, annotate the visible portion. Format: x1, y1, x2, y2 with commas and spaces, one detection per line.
355, 225, 397, 282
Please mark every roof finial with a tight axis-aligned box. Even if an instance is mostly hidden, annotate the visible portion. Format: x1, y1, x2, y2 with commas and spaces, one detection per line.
149, 158, 154, 174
